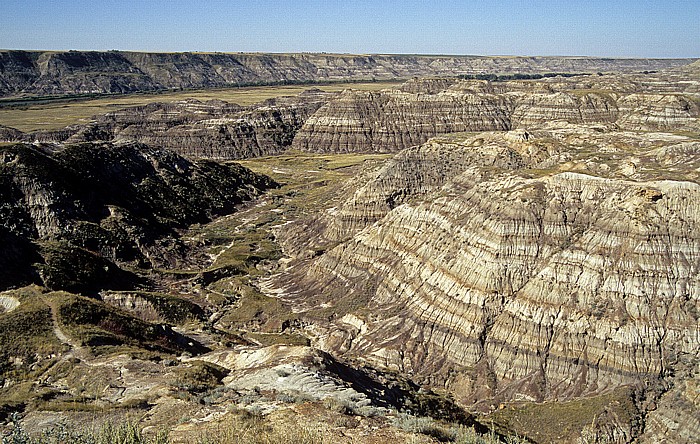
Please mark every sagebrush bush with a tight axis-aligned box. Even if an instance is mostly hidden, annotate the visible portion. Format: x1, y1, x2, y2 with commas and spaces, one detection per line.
1, 415, 168, 444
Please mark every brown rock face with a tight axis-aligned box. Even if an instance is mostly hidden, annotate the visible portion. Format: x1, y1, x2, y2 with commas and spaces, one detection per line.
267, 126, 700, 442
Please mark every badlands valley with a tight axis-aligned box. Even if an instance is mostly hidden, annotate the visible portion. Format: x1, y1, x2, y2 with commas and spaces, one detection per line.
0, 51, 699, 443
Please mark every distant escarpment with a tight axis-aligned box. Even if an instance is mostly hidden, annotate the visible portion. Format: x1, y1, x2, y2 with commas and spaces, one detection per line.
0, 141, 276, 291
268, 125, 700, 442
292, 68, 700, 153
0, 51, 692, 97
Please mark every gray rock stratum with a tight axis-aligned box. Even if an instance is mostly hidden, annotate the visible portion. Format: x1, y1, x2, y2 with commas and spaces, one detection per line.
0, 50, 693, 97
292, 66, 700, 153
266, 125, 700, 442
1, 92, 332, 159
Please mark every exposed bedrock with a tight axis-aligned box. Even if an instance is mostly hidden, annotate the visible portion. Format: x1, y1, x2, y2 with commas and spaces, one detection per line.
292, 68, 700, 154
509, 91, 619, 127
616, 93, 700, 131
3, 68, 697, 162
0, 50, 692, 97
291, 87, 513, 153
302, 130, 548, 245
0, 141, 276, 291
266, 127, 700, 441
0, 93, 332, 159
65, 92, 331, 159
284, 126, 700, 250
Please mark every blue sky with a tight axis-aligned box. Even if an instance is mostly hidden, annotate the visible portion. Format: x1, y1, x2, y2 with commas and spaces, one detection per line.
1, 0, 698, 57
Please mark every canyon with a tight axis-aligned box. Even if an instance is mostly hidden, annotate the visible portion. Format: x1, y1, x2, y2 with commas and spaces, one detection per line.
0, 56, 698, 443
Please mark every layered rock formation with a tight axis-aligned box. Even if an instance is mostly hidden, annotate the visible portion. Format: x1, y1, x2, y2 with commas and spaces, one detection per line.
293, 68, 700, 153
2, 91, 332, 159
293, 86, 512, 153
267, 125, 700, 442
0, 141, 276, 291
3, 65, 697, 162
1, 55, 698, 444
77, 92, 331, 159
0, 50, 692, 97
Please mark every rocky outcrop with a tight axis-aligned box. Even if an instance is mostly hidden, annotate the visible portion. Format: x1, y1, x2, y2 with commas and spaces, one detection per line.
296, 131, 542, 245
80, 92, 331, 159
0, 125, 25, 141
510, 91, 619, 127
616, 93, 700, 131
292, 87, 512, 153
3, 68, 697, 161
637, 368, 699, 443
0, 141, 277, 291
0, 50, 693, 97
3, 92, 332, 159
266, 125, 700, 442
0, 296, 19, 314
293, 70, 700, 154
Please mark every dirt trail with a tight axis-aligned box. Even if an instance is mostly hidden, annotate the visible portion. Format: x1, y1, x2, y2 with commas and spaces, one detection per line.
42, 296, 90, 360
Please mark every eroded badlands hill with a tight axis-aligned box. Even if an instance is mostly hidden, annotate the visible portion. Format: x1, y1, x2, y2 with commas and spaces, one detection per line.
0, 50, 692, 97
293, 68, 700, 153
1, 63, 698, 444
0, 141, 276, 291
267, 126, 700, 442
68, 91, 331, 159
1, 91, 333, 159
4, 66, 698, 161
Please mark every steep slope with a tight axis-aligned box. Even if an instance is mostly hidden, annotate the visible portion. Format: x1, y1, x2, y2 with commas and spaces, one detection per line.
292, 84, 512, 153
267, 127, 700, 442
0, 141, 276, 291
0, 50, 693, 97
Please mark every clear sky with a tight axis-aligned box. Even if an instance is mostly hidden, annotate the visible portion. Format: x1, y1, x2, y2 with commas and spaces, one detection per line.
1, 0, 698, 57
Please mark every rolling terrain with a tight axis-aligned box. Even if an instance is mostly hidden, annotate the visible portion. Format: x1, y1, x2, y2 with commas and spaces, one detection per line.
0, 59, 698, 443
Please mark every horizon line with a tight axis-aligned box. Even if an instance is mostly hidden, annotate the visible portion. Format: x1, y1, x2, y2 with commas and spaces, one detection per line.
0, 49, 697, 60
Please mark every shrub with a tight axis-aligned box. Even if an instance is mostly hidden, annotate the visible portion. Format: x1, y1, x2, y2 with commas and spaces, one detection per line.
1, 415, 168, 444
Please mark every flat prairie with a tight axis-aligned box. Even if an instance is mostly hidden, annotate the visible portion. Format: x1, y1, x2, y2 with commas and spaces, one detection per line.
0, 81, 401, 132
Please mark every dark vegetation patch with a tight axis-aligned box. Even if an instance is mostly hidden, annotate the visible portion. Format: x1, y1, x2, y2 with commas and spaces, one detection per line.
0, 142, 277, 293
38, 240, 143, 295
56, 293, 208, 355
173, 360, 229, 393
